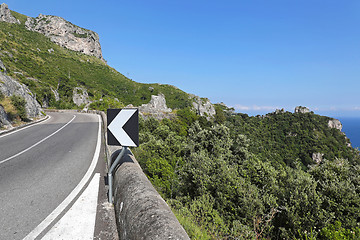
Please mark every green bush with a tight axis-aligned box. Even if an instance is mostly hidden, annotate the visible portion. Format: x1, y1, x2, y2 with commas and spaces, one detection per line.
2, 10, 360, 239
168, 199, 213, 240
133, 110, 360, 239
10, 95, 28, 121
73, 32, 88, 38
318, 221, 360, 240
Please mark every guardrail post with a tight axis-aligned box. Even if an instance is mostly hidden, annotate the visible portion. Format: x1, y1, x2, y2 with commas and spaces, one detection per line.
108, 146, 127, 204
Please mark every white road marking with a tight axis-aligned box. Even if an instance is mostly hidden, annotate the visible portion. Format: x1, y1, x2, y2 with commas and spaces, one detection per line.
0, 115, 76, 165
23, 114, 102, 240
41, 173, 100, 240
0, 115, 51, 139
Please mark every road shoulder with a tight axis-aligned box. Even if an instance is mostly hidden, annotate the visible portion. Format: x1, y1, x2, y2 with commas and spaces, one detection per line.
93, 113, 119, 240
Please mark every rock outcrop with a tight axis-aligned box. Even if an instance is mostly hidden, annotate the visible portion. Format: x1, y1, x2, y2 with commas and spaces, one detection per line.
191, 96, 216, 119
139, 94, 174, 120
295, 106, 310, 114
0, 3, 20, 24
0, 72, 42, 118
0, 59, 6, 73
312, 152, 324, 164
72, 87, 91, 106
0, 105, 11, 128
25, 14, 104, 61
274, 108, 285, 114
328, 119, 342, 131
51, 87, 60, 102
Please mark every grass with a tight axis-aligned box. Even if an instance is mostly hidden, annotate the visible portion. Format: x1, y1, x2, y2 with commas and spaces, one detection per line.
73, 32, 88, 38
0, 96, 21, 123
10, 10, 27, 24
1, 96, 16, 114
172, 208, 212, 240
0, 13, 193, 111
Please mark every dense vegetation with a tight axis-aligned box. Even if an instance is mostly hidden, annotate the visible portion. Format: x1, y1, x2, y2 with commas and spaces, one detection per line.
133, 108, 360, 239
0, 15, 192, 110
2, 10, 360, 240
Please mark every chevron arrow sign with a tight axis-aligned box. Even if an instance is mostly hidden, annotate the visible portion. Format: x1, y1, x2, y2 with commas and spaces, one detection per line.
107, 108, 139, 147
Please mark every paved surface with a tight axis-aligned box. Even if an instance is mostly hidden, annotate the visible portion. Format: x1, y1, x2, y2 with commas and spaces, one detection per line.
42, 173, 100, 240
0, 111, 117, 240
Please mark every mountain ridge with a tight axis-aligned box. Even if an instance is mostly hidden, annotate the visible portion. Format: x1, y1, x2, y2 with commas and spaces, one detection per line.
1, 4, 360, 239
25, 13, 104, 61
0, 3, 216, 122
0, 3, 19, 24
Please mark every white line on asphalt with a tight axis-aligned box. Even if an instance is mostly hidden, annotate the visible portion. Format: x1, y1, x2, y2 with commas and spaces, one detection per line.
0, 115, 76, 165
41, 173, 100, 240
0, 115, 51, 139
23, 114, 102, 240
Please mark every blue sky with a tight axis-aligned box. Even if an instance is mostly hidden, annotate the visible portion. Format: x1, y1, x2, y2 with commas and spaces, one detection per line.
6, 0, 360, 117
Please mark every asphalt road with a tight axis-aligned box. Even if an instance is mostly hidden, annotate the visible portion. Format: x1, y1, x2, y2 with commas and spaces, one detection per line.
0, 111, 102, 240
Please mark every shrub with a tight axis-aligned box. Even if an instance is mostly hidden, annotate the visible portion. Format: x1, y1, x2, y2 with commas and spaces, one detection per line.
318, 221, 360, 240
10, 95, 28, 121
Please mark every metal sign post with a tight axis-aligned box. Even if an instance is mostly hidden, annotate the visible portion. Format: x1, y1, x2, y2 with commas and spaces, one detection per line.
108, 147, 127, 204
107, 108, 139, 204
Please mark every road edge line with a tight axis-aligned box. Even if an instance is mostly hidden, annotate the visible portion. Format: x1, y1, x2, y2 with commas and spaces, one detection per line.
0, 115, 75, 165
41, 173, 101, 240
0, 115, 51, 139
22, 114, 102, 240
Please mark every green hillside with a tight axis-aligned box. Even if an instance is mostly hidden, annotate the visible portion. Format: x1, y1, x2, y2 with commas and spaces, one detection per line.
134, 108, 360, 239
0, 11, 192, 110
2, 9, 360, 240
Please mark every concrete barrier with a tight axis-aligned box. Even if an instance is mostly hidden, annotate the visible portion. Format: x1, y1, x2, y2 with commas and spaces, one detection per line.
93, 110, 190, 239
110, 148, 189, 240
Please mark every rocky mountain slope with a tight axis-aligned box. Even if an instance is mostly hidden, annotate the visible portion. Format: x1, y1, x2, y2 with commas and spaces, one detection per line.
0, 71, 42, 118
0, 3, 19, 24
0, 3, 215, 122
1, 4, 359, 239
25, 14, 104, 61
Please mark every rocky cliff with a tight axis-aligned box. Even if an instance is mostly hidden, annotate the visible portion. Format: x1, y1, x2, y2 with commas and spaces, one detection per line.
191, 95, 216, 119
0, 72, 42, 119
72, 87, 91, 107
328, 118, 342, 131
138, 94, 174, 120
0, 105, 11, 127
295, 106, 310, 114
25, 14, 104, 61
0, 3, 20, 24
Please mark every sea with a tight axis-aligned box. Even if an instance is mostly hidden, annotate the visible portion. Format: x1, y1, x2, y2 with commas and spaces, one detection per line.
338, 117, 360, 149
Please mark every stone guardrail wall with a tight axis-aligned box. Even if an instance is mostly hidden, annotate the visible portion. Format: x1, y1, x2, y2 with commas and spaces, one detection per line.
10, 109, 188, 239
98, 111, 190, 240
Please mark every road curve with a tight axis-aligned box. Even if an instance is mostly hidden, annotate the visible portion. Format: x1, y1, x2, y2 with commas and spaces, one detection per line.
0, 111, 101, 240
